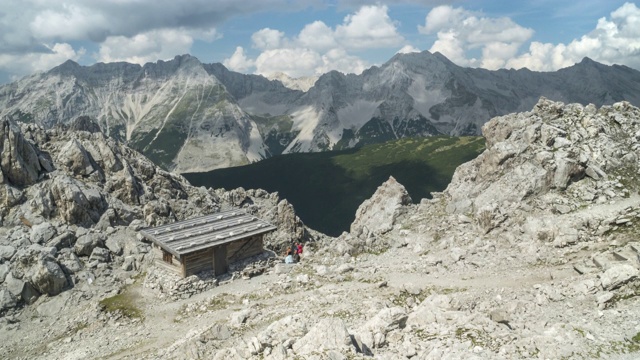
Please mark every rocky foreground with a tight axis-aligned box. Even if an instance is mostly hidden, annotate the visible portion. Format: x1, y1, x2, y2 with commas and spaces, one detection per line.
2, 98, 640, 359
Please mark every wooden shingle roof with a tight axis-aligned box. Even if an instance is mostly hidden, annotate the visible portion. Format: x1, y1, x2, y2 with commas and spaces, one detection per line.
139, 209, 276, 258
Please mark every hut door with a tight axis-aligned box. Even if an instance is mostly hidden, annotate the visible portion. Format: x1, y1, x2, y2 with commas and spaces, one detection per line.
214, 245, 228, 275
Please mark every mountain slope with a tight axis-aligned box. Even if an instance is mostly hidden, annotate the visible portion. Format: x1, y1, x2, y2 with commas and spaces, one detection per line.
2, 52, 640, 172
0, 55, 272, 172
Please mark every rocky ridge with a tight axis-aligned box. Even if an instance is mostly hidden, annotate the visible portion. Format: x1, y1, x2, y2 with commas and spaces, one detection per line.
3, 99, 640, 359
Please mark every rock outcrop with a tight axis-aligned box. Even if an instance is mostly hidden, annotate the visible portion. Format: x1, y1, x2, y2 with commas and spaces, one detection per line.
350, 176, 412, 239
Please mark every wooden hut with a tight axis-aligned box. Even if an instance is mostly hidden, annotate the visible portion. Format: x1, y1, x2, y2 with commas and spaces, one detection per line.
139, 209, 277, 277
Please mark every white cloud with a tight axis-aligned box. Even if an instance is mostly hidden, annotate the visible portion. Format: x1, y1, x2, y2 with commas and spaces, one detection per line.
255, 48, 322, 78
0, 43, 85, 81
97, 28, 204, 65
420, 5, 534, 69
335, 5, 404, 49
421, 3, 640, 72
30, 4, 110, 41
237, 4, 403, 78
507, 2, 640, 71
397, 45, 421, 54
319, 48, 369, 75
252, 28, 286, 50
297, 21, 337, 51
223, 46, 255, 72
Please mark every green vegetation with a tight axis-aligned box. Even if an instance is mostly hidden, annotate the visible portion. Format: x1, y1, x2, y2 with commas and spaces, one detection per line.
184, 136, 485, 236
98, 289, 143, 319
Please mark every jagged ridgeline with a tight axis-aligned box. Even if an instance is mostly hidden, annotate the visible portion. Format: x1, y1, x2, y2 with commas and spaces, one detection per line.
184, 136, 485, 236
1, 53, 640, 174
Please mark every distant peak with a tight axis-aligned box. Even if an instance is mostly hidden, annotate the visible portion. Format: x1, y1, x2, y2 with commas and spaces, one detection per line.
49, 59, 81, 75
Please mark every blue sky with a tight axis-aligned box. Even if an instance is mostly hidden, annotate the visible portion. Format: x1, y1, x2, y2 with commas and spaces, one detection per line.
0, 1, 638, 83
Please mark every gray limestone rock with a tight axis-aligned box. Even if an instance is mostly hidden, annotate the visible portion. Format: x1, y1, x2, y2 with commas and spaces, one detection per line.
350, 176, 412, 239
0, 263, 8, 283
29, 257, 68, 296
0, 245, 16, 260
74, 233, 105, 257
56, 138, 96, 176
0, 288, 17, 311
89, 247, 110, 263
292, 318, 354, 355
0, 119, 42, 186
105, 237, 123, 256
600, 264, 638, 291
30, 222, 57, 244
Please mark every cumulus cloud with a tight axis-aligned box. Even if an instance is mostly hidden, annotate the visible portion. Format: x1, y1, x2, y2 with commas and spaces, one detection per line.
0, 43, 85, 81
96, 28, 214, 65
420, 5, 534, 69
229, 4, 404, 78
397, 45, 421, 54
335, 5, 404, 49
21, 0, 316, 43
508, 2, 640, 71
252, 28, 286, 50
255, 48, 322, 78
223, 47, 255, 72
0, 0, 315, 81
420, 3, 640, 72
297, 21, 337, 51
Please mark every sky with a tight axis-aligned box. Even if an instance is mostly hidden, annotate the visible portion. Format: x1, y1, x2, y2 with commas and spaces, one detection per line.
0, 0, 639, 84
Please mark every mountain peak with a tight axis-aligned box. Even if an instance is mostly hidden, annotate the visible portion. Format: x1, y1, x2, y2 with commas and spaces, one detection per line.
49, 59, 81, 75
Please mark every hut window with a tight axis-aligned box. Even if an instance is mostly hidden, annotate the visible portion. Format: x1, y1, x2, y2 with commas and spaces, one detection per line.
162, 249, 173, 263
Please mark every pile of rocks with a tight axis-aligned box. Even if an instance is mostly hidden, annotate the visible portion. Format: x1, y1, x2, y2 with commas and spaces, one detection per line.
144, 269, 219, 301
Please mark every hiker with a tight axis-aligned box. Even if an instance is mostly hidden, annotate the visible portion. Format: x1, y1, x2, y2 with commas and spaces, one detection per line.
293, 243, 300, 262
284, 247, 292, 256
296, 243, 303, 255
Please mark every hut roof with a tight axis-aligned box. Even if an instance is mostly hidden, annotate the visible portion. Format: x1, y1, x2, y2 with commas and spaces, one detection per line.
139, 209, 276, 258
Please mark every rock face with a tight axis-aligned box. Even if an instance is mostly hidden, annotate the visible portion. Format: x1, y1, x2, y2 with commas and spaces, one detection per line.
3, 54, 640, 172
0, 119, 42, 186
350, 176, 412, 239
445, 98, 640, 230
0, 117, 314, 315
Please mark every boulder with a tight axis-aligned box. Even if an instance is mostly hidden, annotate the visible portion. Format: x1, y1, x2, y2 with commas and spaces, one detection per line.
601, 264, 638, 291
350, 176, 412, 239
0, 263, 9, 283
30, 222, 57, 244
0, 288, 17, 311
29, 257, 68, 296
89, 247, 111, 263
74, 233, 105, 256
105, 237, 123, 256
0, 245, 16, 260
49, 175, 107, 226
360, 307, 408, 334
292, 318, 354, 355
48, 231, 76, 250
0, 118, 42, 186
56, 138, 96, 176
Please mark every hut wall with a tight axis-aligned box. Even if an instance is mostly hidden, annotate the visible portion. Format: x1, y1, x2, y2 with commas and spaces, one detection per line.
183, 248, 215, 276
227, 235, 264, 263
152, 244, 183, 276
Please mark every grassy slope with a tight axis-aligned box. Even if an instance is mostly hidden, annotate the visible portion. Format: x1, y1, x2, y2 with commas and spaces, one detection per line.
184, 136, 485, 236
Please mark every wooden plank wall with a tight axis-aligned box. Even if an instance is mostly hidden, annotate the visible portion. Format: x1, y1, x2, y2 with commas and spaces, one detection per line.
183, 248, 215, 276
227, 235, 264, 263
152, 244, 183, 276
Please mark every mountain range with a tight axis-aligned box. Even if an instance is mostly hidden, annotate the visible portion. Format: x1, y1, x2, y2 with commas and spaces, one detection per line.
1, 52, 640, 172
